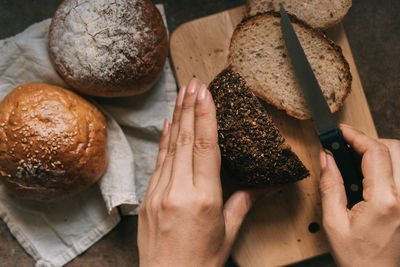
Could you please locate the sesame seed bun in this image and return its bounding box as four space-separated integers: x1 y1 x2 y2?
0 83 108 202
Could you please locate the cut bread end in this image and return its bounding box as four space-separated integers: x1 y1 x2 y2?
209 68 309 186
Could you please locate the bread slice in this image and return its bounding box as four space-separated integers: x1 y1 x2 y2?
209 68 309 186
228 12 352 120
246 0 352 29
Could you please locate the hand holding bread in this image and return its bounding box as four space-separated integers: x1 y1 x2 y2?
138 79 279 267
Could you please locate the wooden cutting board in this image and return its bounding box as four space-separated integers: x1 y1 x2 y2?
169 6 377 267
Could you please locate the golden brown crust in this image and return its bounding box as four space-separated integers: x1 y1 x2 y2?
229 12 352 120
0 83 108 201
48 0 168 98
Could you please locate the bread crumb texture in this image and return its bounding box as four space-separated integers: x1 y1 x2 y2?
0 83 108 201
209 69 309 185
246 0 352 29
229 13 351 119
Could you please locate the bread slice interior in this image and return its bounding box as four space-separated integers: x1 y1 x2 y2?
246 0 352 29
228 12 352 119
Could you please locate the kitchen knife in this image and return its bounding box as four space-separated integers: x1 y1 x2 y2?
279 4 363 208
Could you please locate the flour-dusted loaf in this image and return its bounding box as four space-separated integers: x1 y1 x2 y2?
48 0 168 97
246 0 352 29
209 68 309 185
228 12 352 120
0 83 108 202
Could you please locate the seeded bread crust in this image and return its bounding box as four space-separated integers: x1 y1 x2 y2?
209 68 309 185
0 83 108 201
245 0 352 29
229 12 352 120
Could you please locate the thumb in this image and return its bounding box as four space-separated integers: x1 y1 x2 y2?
223 188 279 248
319 149 349 229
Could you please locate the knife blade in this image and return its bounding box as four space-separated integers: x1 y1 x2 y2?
279 4 363 208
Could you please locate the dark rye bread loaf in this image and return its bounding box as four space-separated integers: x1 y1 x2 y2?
209 68 309 185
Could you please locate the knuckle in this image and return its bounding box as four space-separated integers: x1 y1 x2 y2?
378 194 400 215
362 144 389 162
373 143 390 156
166 144 176 157
161 195 182 212
319 176 339 197
172 106 182 121
147 196 160 214
195 106 211 118
159 141 168 153
194 138 217 153
182 100 195 110
387 139 400 152
138 204 146 217
177 128 194 147
193 192 219 212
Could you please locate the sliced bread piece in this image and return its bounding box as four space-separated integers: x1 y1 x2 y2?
228 12 352 120
209 68 309 186
246 0 352 29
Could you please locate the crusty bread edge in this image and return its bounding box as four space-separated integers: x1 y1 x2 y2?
229 12 352 120
208 67 310 185
244 0 352 29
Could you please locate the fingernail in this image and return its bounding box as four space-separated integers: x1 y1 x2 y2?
320 149 327 170
162 119 170 136
187 79 198 94
177 86 186 106
197 84 207 101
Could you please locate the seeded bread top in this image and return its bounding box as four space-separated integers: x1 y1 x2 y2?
209 68 309 185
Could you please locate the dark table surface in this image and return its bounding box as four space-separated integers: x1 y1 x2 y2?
0 0 399 266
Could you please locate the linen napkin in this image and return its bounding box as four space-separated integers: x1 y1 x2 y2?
0 4 176 266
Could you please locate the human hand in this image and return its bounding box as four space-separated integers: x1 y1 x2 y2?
320 124 400 267
138 79 278 267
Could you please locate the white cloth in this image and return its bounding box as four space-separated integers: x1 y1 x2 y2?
0 5 176 267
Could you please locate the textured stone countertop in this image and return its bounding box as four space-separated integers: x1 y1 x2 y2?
0 0 398 266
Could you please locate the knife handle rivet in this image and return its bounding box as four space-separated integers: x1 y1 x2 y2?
350 184 359 192
331 142 340 150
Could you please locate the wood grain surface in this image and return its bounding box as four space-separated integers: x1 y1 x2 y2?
170 6 377 267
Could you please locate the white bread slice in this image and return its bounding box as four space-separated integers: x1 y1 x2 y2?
246 0 352 29
228 12 352 120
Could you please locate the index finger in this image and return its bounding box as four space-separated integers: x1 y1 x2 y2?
193 85 221 192
340 124 395 204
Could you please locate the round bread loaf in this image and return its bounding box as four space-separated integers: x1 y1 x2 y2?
48 0 168 97
0 83 108 201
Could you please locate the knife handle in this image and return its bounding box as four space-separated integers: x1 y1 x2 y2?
319 128 363 208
